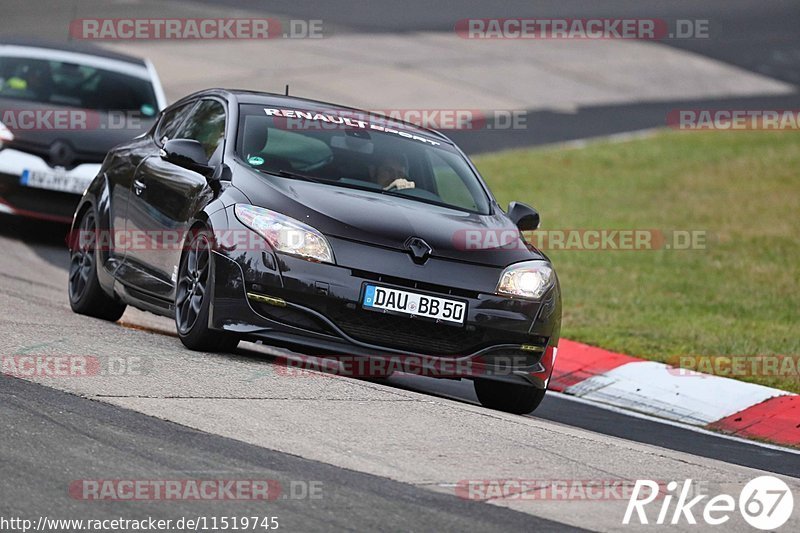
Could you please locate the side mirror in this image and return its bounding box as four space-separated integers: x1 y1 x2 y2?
507 201 540 231
162 139 211 174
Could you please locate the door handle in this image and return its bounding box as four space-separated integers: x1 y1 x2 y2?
133 179 147 195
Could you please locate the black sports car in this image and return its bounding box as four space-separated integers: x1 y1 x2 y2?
68 89 561 414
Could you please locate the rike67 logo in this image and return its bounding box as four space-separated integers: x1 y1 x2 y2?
624 476 794 529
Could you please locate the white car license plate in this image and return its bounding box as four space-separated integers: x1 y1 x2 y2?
362 285 466 325
20 168 88 194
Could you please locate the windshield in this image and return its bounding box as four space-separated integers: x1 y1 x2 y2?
0 56 158 116
236 104 491 214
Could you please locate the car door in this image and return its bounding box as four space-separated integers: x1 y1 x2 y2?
123 98 227 300
108 100 195 274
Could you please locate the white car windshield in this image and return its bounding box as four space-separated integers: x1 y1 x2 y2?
0 56 158 116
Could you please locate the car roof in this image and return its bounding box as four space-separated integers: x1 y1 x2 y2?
0 38 147 66
222 89 453 143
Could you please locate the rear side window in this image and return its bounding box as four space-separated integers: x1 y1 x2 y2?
173 99 227 158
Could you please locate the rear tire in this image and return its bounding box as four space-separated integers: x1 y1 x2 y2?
474 379 547 414
175 228 239 353
68 208 126 322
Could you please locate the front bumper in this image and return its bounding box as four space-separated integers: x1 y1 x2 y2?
0 148 99 223
208 209 561 388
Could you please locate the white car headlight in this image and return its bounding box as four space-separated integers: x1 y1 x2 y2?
496 260 554 299
234 204 334 264
0 120 14 147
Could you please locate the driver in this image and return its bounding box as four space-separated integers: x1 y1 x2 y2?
371 154 415 191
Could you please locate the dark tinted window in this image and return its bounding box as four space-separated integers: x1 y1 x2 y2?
174 99 226 158
156 101 194 144
235 104 491 214
0 56 158 115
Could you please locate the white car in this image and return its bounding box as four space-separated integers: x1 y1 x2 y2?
0 40 166 223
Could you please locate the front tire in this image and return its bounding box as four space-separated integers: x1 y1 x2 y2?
474 379 547 414
175 228 239 352
68 208 126 321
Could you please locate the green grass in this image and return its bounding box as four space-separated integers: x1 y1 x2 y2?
473 130 800 392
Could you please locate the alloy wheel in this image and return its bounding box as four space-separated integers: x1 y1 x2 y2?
68 212 96 302
176 233 211 334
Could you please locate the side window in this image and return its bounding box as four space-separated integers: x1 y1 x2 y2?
173 99 227 159
155 101 194 145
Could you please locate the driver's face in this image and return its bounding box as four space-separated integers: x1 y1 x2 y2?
376 160 406 186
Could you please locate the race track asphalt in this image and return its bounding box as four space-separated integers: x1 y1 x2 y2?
1 217 798 532
0 373 576 531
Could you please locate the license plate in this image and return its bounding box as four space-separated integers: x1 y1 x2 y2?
362 285 466 325
20 168 88 194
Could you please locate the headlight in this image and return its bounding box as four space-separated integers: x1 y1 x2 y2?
0 121 13 147
496 260 554 299
234 204 334 264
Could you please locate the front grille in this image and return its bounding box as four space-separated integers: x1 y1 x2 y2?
350 269 479 299
7 139 103 170
327 306 530 356
0 173 79 219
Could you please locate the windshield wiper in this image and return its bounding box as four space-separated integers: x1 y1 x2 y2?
274 170 381 194
381 188 475 213
276 169 327 183
270 169 462 210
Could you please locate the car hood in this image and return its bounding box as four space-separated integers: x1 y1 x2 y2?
0 97 154 167
233 167 545 268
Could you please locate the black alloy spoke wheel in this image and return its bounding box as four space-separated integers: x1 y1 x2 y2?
175 229 239 352
176 233 210 334
68 208 126 321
